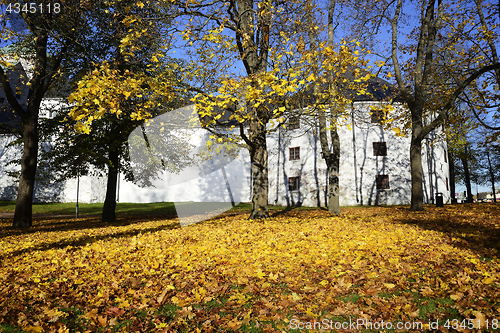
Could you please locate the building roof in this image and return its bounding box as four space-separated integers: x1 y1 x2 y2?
350 75 401 102
0 62 28 134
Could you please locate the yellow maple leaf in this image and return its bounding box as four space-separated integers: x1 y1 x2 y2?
255 269 266 279
481 276 495 284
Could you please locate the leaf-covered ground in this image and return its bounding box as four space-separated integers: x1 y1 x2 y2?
0 204 499 333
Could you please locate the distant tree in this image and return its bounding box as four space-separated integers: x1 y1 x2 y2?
475 135 500 202
50 0 183 222
0 0 99 228
448 117 481 203
345 0 500 211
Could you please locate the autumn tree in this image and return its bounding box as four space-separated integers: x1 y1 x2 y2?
346 0 500 210
64 0 181 222
0 0 100 228
171 0 368 218
302 0 372 214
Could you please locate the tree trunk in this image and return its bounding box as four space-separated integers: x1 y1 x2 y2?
13 115 39 228
448 150 457 203
9 34 48 228
326 126 341 214
486 148 496 203
102 149 119 222
410 136 424 211
249 124 269 219
307 0 341 215
233 0 271 219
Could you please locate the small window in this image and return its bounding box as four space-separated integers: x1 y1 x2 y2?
373 142 387 156
376 175 390 190
288 176 300 191
444 150 447 163
371 109 385 123
446 177 449 191
288 116 300 130
289 147 300 160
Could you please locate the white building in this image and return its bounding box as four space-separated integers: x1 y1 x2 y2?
0 49 107 204
266 102 450 207
0 52 450 207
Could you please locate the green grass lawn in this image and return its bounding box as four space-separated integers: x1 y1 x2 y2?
0 201 177 215
0 201 324 217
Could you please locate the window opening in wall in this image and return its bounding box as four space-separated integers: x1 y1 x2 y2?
288 116 300 130
373 142 387 156
371 109 385 123
376 175 390 189
289 147 300 160
288 176 300 191
446 177 449 191
444 150 447 163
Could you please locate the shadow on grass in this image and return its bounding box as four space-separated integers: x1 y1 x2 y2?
269 205 320 218
0 214 180 259
0 201 178 215
390 204 500 259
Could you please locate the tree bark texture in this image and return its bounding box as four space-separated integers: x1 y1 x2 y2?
410 137 424 211
13 114 39 228
1 32 51 228
248 99 269 219
249 139 269 219
102 149 119 222
234 0 271 219
307 0 341 215
326 127 341 215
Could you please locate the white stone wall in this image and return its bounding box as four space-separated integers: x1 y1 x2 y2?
0 100 451 207
0 135 20 200
59 175 106 203
267 102 451 207
0 136 106 203
118 127 252 204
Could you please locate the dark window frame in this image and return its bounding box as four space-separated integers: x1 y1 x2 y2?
288 116 300 130
373 142 387 156
376 175 390 190
288 176 300 191
289 146 300 160
371 109 385 123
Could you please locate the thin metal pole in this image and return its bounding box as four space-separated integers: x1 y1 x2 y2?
116 171 120 202
76 172 79 218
